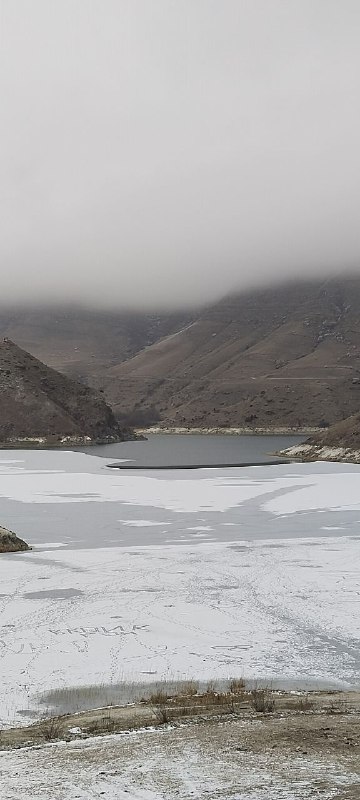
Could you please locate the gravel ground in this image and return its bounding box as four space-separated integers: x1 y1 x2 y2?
1 705 360 799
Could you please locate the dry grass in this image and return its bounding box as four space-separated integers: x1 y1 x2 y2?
148 689 170 705
40 716 65 741
229 678 246 695
38 678 246 719
292 695 314 712
250 688 276 713
181 680 199 696
153 706 171 725
149 679 248 723
205 680 217 695
325 700 347 715
0 687 357 752
84 714 118 735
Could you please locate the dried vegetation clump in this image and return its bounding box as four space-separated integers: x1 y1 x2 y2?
1 682 344 750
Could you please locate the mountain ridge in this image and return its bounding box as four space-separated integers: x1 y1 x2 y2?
0 308 192 382
1 275 360 431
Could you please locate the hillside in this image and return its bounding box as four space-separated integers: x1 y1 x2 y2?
308 413 360 451
279 412 360 463
96 277 360 429
0 308 191 383
0 339 132 446
1 277 360 431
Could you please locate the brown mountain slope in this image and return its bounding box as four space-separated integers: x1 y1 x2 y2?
98 277 360 429
0 339 132 446
0 308 191 382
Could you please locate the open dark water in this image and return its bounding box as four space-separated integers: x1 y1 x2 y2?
81 433 305 467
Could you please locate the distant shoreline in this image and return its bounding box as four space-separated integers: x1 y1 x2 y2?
135 426 317 436
0 434 136 449
276 442 360 464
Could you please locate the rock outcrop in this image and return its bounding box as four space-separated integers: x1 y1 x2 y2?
278 412 360 463
0 526 29 553
0 338 134 446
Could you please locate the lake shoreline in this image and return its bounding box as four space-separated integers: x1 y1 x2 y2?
107 458 291 470
135 426 317 436
276 442 360 464
0 432 139 449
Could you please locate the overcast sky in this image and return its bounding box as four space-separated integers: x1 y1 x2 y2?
1 1 360 309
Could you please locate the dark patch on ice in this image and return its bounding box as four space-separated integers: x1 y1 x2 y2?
23 588 83 600
261 543 286 549
229 545 249 551
17 709 39 718
118 587 159 593
48 493 101 499
203 584 239 591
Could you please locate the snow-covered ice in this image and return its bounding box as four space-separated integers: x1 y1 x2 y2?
0 450 360 727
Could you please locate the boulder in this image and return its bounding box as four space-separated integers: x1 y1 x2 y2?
0 526 30 553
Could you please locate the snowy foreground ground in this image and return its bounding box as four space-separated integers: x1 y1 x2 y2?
2 714 360 800
0 451 360 730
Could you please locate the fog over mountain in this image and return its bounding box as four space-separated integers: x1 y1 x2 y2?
1 1 360 309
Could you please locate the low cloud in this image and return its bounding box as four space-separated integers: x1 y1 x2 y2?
1 1 360 308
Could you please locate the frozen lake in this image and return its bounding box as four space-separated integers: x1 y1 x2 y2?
1 448 359 549
0 448 360 726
